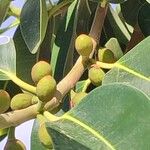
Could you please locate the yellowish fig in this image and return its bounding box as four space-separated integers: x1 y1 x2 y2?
88 66 105 86
36 75 56 102
38 123 53 149
31 61 52 84
75 34 93 56
10 93 33 110
0 90 10 114
98 48 115 63
71 92 87 106
4 139 26 150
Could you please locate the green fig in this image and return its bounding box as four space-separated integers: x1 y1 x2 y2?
31 61 52 84
88 66 105 86
98 48 115 63
4 139 26 150
75 34 93 56
10 93 33 110
0 90 10 114
71 92 87 106
38 123 53 149
36 75 56 102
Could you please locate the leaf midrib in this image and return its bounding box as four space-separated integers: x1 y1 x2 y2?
62 114 116 150
115 63 150 81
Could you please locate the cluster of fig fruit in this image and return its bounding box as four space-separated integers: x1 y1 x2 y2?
0 61 57 149
0 61 57 114
70 34 117 107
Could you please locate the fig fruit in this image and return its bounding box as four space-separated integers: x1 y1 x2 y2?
31 61 52 84
38 123 53 149
0 90 10 113
88 66 105 86
98 48 115 63
36 75 56 102
75 34 93 56
4 139 26 150
72 92 87 106
10 93 33 110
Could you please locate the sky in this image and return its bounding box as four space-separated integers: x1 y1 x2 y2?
0 1 116 149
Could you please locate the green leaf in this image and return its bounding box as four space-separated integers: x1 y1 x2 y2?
138 2 150 36
46 83 150 149
121 0 145 26
0 36 16 80
75 80 87 92
105 38 123 60
107 6 131 44
31 119 46 150
13 27 36 84
0 0 11 26
0 128 8 142
20 0 48 54
51 0 78 82
103 36 150 97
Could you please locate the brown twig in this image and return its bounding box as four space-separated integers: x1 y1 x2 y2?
0 4 108 129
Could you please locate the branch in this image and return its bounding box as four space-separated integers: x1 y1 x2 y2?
0 4 108 129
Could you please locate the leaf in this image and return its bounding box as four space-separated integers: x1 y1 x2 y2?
107 6 131 44
20 0 48 54
105 38 123 60
0 36 16 80
138 2 150 36
51 0 78 82
46 83 150 149
0 0 11 26
120 0 145 26
75 80 87 92
103 36 150 97
31 119 46 150
0 128 8 142
13 27 36 84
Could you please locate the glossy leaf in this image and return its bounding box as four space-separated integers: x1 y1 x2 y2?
103 36 150 97
105 38 123 60
138 2 150 36
121 0 145 26
0 0 11 26
0 36 16 80
51 0 78 82
20 0 48 54
46 83 150 149
13 27 36 83
31 119 46 150
107 6 131 44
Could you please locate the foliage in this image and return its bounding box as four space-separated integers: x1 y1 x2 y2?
0 0 150 149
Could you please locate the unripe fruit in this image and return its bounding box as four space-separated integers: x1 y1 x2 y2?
4 139 26 150
0 90 10 113
98 48 115 63
75 34 93 56
10 93 33 110
88 66 105 86
38 123 53 149
36 75 56 102
71 92 87 106
31 61 52 84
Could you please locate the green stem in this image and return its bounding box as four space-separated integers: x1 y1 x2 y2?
0 69 36 94
0 19 20 34
82 79 91 92
9 4 21 18
96 61 115 69
43 111 59 122
36 114 47 125
8 127 15 140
